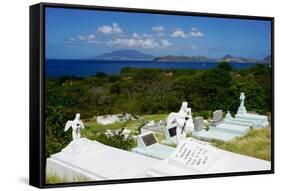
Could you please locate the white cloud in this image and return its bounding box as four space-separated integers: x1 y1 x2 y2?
112 23 123 33
189 27 204 37
171 29 188 38
86 34 96 40
97 25 113 34
97 23 123 35
190 31 204 37
107 36 158 49
152 26 165 32
132 32 141 39
77 34 96 41
152 26 165 37
161 39 172 48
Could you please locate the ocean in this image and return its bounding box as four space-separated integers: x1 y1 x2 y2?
45 59 259 77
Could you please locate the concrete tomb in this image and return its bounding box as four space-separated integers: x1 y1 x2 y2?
96 113 133 125
140 120 167 136
193 111 250 142
47 137 270 181
234 92 269 128
146 138 270 176
192 92 269 141
47 138 160 181
132 132 175 160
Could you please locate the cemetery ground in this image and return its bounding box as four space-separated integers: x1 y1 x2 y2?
46 112 271 184
81 113 271 161
45 64 272 184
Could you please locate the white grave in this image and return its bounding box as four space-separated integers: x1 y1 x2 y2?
47 138 270 181
140 120 165 135
193 92 269 142
193 110 250 141
132 132 175 160
96 115 120 125
46 138 160 181
145 138 270 176
96 113 133 125
235 93 269 128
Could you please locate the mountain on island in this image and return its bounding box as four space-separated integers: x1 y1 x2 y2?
154 54 268 64
260 55 271 64
153 55 216 62
219 55 259 63
95 49 154 60
94 50 271 64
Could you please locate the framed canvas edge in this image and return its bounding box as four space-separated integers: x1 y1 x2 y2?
29 2 275 189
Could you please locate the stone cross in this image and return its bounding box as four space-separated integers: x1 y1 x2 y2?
240 92 245 108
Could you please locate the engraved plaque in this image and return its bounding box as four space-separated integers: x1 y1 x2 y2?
168 126 177 137
142 133 157 146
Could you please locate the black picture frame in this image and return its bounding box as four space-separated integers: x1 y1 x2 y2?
30 2 275 189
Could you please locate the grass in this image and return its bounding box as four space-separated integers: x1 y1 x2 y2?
45 171 89 184
211 127 271 161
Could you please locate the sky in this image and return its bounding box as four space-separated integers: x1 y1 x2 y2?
45 7 271 59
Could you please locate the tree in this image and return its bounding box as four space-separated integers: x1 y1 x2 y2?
45 106 73 157
218 61 232 71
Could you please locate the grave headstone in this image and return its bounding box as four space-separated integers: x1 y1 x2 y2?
213 110 223 123
132 132 175 160
194 117 204 132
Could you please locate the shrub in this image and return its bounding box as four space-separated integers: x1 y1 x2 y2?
94 132 135 151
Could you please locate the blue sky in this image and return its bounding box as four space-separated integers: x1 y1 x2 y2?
45 7 271 59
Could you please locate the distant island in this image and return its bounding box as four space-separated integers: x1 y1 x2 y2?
153 55 216 62
154 54 271 64
94 49 154 60
94 49 271 64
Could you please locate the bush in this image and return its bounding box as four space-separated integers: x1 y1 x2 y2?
94 132 135 151
45 106 73 158
195 110 211 119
